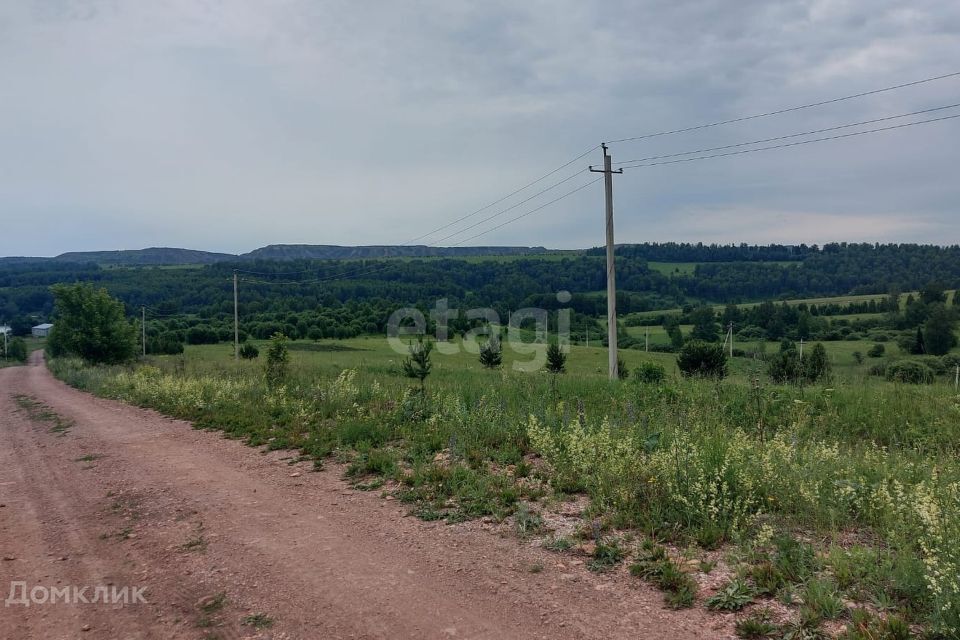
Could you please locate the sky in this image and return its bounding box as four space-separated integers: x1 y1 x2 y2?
1 0 959 256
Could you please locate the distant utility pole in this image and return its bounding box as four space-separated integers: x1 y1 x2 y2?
799 338 804 361
645 327 649 352
141 306 146 357
589 143 623 381
233 271 239 361
728 322 734 357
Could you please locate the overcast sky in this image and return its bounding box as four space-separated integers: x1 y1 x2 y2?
1 0 959 256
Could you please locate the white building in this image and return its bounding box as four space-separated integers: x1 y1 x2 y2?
31 323 53 338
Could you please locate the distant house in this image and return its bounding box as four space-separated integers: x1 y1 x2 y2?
31 323 53 338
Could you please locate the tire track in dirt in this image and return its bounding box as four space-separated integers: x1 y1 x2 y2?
0 353 725 639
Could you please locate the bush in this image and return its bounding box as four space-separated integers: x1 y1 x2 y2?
148 331 184 355
186 325 220 345
634 361 666 384
736 326 765 340
47 283 137 364
239 343 260 360
867 343 885 358
768 343 830 383
264 333 289 388
4 337 28 362
886 360 935 384
676 340 727 379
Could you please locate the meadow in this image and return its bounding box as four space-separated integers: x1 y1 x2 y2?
47 333 960 638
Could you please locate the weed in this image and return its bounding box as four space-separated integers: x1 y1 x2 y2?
528 562 544 574
241 613 273 629
513 504 544 539
801 578 845 620
630 543 697 608
543 537 573 552
181 534 208 552
74 454 102 463
588 539 624 572
706 579 755 611
198 592 227 613
735 609 779 639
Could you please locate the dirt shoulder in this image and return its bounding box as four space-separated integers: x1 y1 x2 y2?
0 353 724 639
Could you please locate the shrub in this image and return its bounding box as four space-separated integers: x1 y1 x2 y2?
47 283 137 364
634 361 666 384
867 343 885 358
4 337 28 362
264 333 289 388
148 331 184 355
616 356 630 380
886 360 935 384
677 340 727 379
239 343 260 359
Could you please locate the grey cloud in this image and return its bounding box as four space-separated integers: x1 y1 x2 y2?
0 0 958 256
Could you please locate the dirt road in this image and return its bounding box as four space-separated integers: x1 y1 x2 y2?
0 353 723 639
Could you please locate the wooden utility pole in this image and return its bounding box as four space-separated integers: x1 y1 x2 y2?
233 271 239 361
645 327 649 352
590 144 623 381
141 306 146 357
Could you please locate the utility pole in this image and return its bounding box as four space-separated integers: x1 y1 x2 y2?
141 306 146 357
728 322 734 358
590 143 623 381
233 271 240 361
799 338 804 361
645 327 649 352
955 364 958 392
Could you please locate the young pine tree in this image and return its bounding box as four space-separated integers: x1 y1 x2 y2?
402 337 433 391
479 337 502 369
545 342 567 374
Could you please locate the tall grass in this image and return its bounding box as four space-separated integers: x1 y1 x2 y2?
49 355 960 635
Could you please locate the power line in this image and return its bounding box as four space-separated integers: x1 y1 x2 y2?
430 170 588 245
451 178 602 247
619 112 960 170
233 177 603 285
605 70 960 144
613 102 960 165
229 145 600 279
403 145 600 245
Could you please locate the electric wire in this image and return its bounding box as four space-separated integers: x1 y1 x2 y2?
605 70 960 144
613 102 960 165
619 112 960 170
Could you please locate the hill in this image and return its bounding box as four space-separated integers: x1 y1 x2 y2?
53 247 235 265
1 245 551 266
240 245 548 261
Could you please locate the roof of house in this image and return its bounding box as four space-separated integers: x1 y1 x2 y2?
33 323 53 329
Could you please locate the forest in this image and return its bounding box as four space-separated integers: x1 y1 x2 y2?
2 243 959 351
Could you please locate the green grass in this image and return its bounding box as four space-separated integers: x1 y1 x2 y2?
46 334 960 636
